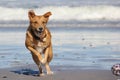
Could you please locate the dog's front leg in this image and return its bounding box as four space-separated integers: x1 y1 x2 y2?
27 47 46 76
27 46 43 62
45 62 53 75
41 47 49 64
43 46 53 75
41 36 51 64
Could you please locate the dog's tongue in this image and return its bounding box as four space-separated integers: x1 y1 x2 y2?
39 33 44 39
39 33 46 40
39 30 43 33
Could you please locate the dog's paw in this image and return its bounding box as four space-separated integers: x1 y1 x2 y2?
47 71 54 75
41 58 46 64
33 73 45 77
39 73 45 77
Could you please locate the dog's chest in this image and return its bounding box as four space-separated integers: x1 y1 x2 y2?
33 38 46 53
35 42 44 53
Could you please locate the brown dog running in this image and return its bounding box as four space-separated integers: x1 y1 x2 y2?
25 10 53 76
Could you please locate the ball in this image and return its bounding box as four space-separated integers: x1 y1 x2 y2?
111 64 120 76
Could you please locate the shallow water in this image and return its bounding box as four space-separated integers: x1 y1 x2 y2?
0 27 120 70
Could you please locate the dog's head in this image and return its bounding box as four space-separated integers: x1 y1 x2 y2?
28 10 52 37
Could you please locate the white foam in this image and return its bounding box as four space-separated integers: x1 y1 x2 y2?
0 6 120 21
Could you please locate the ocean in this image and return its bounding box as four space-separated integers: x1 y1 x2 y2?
0 0 120 70
0 0 120 21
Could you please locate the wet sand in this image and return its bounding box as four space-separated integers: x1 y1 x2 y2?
0 69 118 80
0 65 119 80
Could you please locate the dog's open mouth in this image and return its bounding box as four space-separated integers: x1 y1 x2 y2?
38 30 42 34
36 27 44 34
38 27 44 33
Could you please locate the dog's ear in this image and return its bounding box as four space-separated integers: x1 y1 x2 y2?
28 10 36 20
43 12 52 18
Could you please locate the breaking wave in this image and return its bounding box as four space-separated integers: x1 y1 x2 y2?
0 6 120 21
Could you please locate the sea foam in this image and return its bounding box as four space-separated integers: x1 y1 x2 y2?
0 6 120 21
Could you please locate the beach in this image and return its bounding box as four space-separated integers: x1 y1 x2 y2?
0 0 120 80
0 70 118 80
0 65 119 80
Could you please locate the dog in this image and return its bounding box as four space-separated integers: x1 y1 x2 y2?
25 10 53 76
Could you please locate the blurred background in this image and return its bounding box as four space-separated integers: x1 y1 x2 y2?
0 0 120 27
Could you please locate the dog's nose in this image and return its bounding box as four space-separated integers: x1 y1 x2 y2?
39 27 43 31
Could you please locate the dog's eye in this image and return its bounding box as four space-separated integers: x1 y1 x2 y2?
34 21 38 24
42 21 46 24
